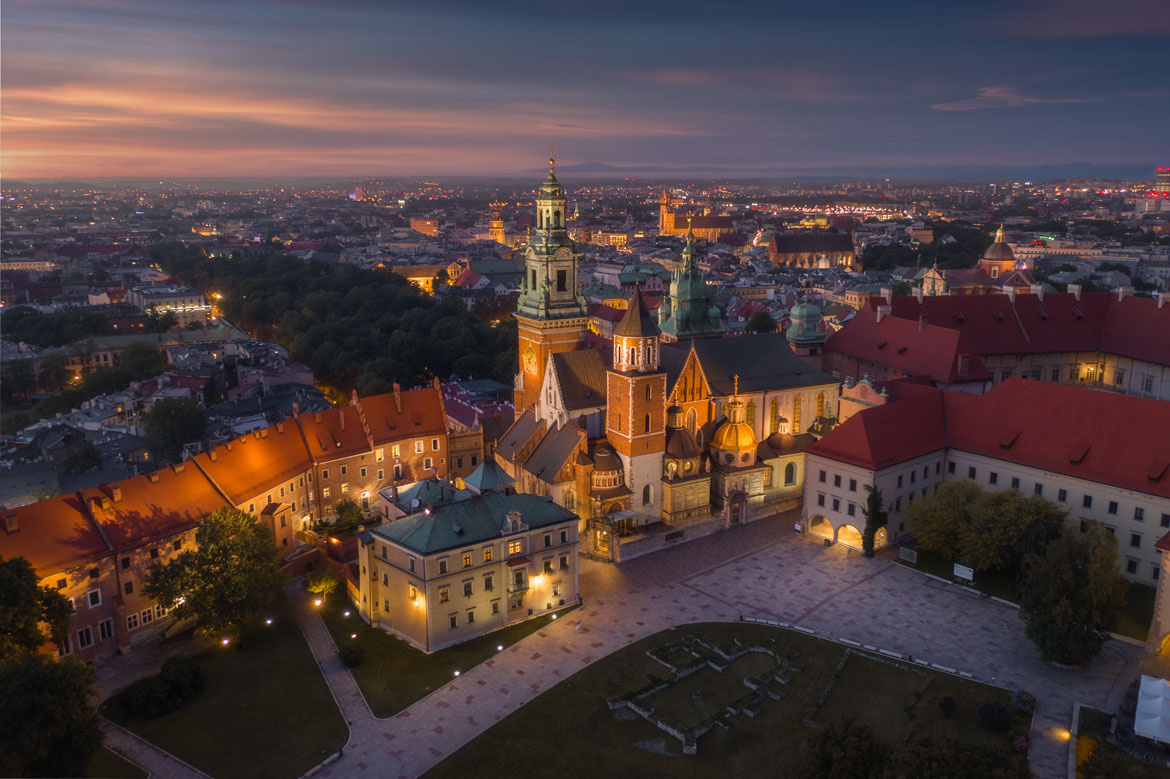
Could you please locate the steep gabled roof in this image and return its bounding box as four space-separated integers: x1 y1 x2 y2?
297 406 370 462
357 387 447 445
663 333 835 396
191 422 313 504
523 423 581 484
613 286 660 338
494 409 544 463
805 387 948 470
551 349 609 411
2 494 108 577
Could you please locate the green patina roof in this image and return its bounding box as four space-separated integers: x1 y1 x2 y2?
462 459 514 493
371 491 576 556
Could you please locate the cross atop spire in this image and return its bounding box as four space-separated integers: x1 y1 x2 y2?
733 373 739 396
549 145 555 174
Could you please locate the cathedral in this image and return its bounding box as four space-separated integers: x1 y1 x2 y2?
658 188 735 243
497 157 839 560
921 226 1036 296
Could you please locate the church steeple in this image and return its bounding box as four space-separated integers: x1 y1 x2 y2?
516 149 586 321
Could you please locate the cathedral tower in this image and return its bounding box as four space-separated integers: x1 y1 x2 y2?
658 223 724 342
513 151 589 413
606 287 666 520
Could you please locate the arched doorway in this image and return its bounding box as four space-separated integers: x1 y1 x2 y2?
835 524 863 549
808 515 834 542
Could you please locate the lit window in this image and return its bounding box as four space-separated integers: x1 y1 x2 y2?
483 548 492 562
439 586 449 603
508 540 522 555
463 553 472 568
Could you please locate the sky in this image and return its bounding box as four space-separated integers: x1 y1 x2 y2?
2 0 1168 179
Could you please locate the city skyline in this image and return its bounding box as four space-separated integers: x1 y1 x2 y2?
2 0 1168 179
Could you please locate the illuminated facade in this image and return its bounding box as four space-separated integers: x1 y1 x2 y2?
658 188 735 242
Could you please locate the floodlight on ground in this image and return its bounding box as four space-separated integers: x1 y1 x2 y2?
454 670 460 677
221 638 230 646
314 599 322 607
344 611 350 617
350 633 357 639
497 645 503 651
551 614 557 619
265 618 272 625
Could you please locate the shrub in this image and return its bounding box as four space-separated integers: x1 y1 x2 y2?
339 644 364 668
977 700 1012 732
160 657 203 701
939 696 956 718
1012 690 1036 714
118 658 203 719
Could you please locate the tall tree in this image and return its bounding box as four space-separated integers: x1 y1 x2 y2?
0 653 102 777
0 555 72 659
144 397 206 464
861 485 888 557
907 480 982 563
1019 521 1128 665
37 352 72 393
746 311 777 333
144 508 285 639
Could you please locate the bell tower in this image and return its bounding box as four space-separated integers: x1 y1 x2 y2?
513 149 588 414
606 287 666 521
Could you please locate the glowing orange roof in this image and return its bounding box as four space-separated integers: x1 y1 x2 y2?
191 423 313 504
296 405 371 462
356 387 446 445
2 495 108 576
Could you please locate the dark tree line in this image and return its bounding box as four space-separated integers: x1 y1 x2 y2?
153 245 518 394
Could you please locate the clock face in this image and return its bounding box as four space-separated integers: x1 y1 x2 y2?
523 347 537 374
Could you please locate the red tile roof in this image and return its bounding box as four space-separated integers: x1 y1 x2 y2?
809 378 1170 499
355 387 447 445
826 309 990 384
81 464 229 552
297 405 370 462
191 423 313 504
2 495 107 577
870 292 1170 365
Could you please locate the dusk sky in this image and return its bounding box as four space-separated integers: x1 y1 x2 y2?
2 0 1168 179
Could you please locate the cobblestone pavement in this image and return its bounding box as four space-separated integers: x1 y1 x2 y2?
100 718 210 779
293 518 1141 779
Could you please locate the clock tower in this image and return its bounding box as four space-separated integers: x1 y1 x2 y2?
513 150 588 413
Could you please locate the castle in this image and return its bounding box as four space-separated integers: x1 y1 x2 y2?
499 158 839 560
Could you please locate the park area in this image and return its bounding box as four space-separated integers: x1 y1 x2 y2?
318 590 579 717
100 619 347 779
425 622 1031 778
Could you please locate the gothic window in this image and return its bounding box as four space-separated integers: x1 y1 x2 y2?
644 413 651 433
816 392 825 418
553 210 560 227
746 400 756 428
531 269 537 289
785 462 797 486
642 485 651 505
678 376 688 401
793 396 802 434
645 384 651 401
686 408 697 435
770 398 780 435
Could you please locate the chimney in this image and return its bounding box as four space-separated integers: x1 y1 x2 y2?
4 514 17 534
880 287 892 304
1117 286 1134 302
918 315 928 332
351 389 360 407
1159 292 1170 310
912 287 924 304
209 449 218 462
1067 283 1082 301
1029 284 1044 301
112 486 122 502
339 410 346 431
292 402 300 417
276 421 284 434
314 411 322 424
393 382 403 413
390 483 399 501
876 304 891 323
1005 286 1017 302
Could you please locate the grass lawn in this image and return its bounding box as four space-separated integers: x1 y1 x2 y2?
320 591 579 717
897 550 1156 641
101 619 347 779
1077 707 1170 778
424 622 1026 778
87 747 148 778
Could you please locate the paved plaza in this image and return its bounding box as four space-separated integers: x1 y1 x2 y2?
300 516 1141 779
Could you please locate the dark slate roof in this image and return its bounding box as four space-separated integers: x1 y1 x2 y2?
613 287 660 338
769 233 855 254
494 409 543 462
462 459 513 493
523 423 580 483
372 492 576 555
551 349 609 411
662 334 836 397
395 478 459 512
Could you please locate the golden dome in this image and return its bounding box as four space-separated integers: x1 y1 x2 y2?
711 416 758 452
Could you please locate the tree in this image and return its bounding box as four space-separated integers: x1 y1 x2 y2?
144 508 285 639
800 717 886 779
0 653 102 777
746 311 777 333
0 360 36 403
334 498 363 528
882 739 1027 779
1019 521 1128 665
305 568 340 600
37 352 71 393
907 480 982 563
144 397 206 464
0 556 72 659
861 485 888 557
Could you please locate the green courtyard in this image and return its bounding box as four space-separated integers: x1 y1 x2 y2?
425 622 1030 778
101 619 347 779
319 591 579 717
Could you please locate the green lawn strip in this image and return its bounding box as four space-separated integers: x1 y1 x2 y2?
319 591 579 717
101 619 347 779
896 549 1154 641
423 622 1023 778
87 746 148 779
1077 706 1170 778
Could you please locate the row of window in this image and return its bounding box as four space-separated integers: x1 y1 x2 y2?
435 531 570 574
951 462 1167 526
61 604 172 655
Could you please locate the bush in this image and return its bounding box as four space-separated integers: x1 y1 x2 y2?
977 700 1012 732
1011 690 1035 714
939 696 956 718
339 644 364 668
118 658 203 719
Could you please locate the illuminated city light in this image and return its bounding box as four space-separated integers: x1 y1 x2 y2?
314 599 322 607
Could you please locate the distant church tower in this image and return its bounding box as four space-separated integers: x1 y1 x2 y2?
513 150 588 414
606 287 666 521
658 187 675 234
488 202 506 245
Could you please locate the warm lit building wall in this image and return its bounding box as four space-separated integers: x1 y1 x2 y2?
978 351 1170 401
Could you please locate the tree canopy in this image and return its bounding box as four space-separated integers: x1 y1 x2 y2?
144 396 206 464
0 555 72 660
746 311 777 333
144 508 285 639
1019 521 1128 665
861 485 888 557
152 245 518 393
